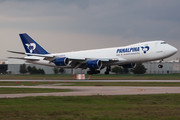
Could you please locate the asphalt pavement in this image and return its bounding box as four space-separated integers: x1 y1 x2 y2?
0 86 179 98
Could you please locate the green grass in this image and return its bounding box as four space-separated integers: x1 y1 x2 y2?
0 73 180 80
0 94 180 120
0 88 72 94
0 81 60 86
0 74 73 80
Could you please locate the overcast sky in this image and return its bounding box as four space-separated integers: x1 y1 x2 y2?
0 0 180 61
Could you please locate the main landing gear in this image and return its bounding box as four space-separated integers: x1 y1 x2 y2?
87 66 111 75
104 66 111 75
158 59 163 68
87 68 100 75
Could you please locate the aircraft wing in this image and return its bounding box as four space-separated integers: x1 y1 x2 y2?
25 53 126 62
9 51 125 62
8 51 127 69
9 51 126 62
25 53 86 62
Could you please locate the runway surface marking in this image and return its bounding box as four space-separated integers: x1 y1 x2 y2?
0 86 179 98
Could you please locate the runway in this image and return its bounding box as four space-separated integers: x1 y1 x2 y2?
1 80 180 82
0 86 180 98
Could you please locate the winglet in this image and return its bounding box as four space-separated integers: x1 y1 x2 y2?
19 33 49 54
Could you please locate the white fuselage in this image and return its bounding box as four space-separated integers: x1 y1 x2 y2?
26 40 177 68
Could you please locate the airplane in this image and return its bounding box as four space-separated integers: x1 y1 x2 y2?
8 33 178 75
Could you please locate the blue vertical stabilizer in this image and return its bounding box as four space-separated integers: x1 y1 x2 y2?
19 33 49 54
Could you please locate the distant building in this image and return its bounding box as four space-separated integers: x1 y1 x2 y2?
143 61 180 74
0 59 8 64
0 59 8 74
168 60 179 63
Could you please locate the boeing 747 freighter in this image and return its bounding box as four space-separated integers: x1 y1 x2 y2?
8 33 178 74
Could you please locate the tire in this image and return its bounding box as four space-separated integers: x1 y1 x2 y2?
104 71 109 75
158 65 163 68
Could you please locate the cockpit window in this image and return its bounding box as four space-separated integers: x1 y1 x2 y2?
161 42 166 44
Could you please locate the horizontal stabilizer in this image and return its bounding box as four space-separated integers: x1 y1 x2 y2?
7 50 25 55
26 53 54 57
8 57 40 61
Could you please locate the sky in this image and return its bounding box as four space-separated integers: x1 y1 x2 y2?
0 0 180 61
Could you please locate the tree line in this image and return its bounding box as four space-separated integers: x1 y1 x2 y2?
19 64 65 75
19 63 146 75
19 64 45 75
111 63 147 74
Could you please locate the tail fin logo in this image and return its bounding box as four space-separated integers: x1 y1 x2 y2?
25 43 36 53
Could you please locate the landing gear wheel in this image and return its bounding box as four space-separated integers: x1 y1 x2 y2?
158 65 163 68
107 66 111 71
87 69 100 75
104 71 109 75
158 59 163 68
104 66 111 75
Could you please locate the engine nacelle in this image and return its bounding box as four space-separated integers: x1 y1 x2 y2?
87 59 102 69
54 57 69 66
121 63 136 68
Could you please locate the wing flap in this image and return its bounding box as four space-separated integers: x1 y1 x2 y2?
25 53 54 57
96 57 126 62
26 53 86 61
68 57 86 61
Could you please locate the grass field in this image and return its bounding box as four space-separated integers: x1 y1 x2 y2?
0 81 59 86
0 73 180 80
0 94 180 120
0 88 72 94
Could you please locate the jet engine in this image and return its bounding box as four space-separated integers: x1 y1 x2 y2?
87 59 102 69
121 63 136 68
54 57 69 66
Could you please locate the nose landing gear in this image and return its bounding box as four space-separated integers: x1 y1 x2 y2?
158 64 163 68
158 59 163 68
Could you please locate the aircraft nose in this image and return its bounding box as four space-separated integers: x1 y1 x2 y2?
172 46 178 54
164 45 178 57
168 46 178 55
